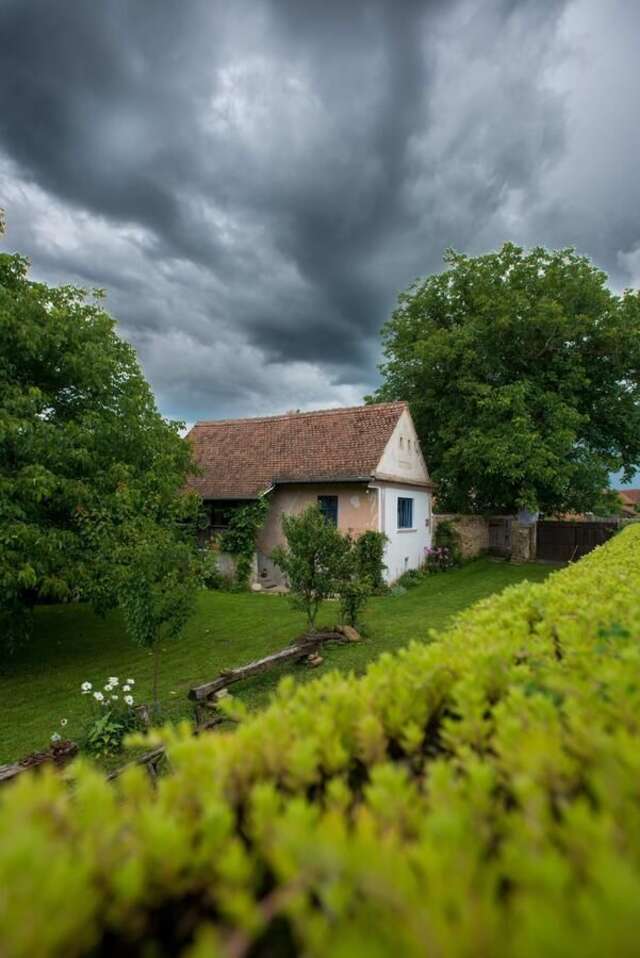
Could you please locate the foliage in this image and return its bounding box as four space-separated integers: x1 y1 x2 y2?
271 504 351 627
336 560 372 628
0 249 198 650
396 567 425 588
370 243 640 514
220 499 270 589
354 530 388 591
0 560 555 765
0 527 638 956
84 709 137 758
433 519 463 565
199 546 225 590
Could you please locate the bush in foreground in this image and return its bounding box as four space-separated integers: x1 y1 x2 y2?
1 526 639 957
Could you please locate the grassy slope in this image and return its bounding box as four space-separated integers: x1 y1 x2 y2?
0 558 557 764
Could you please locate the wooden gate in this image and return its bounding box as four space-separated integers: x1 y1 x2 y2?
488 517 512 556
536 520 619 562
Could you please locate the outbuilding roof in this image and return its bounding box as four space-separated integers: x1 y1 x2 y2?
186 401 407 500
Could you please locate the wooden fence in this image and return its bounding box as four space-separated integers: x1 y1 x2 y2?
536 520 619 562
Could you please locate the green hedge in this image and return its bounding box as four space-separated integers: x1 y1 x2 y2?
1 526 640 957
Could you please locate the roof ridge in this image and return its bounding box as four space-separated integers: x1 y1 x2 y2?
194 400 407 428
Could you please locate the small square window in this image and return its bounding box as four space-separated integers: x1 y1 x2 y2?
318 495 338 525
397 497 413 529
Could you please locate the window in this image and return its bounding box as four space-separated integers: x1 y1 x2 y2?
210 505 230 529
399 436 404 449
318 495 338 525
397 497 414 529
407 439 412 452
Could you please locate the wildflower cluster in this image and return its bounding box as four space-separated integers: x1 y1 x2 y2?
80 676 136 708
79 676 138 757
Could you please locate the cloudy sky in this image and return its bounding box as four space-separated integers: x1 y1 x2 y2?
1 0 639 429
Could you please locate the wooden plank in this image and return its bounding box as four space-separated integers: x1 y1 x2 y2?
106 745 166 781
188 631 347 701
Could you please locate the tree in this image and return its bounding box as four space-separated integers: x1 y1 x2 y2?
271 505 351 629
370 244 640 514
0 244 200 649
81 507 201 715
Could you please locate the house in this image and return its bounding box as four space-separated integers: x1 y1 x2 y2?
186 401 433 584
618 489 640 517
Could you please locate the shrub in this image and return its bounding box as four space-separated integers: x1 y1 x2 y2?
271 505 351 628
397 567 424 588
1 526 640 957
334 536 376 628
199 546 225 590
433 518 463 565
424 544 455 572
354 530 388 591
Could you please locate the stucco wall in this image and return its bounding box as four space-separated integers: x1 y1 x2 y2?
375 482 432 583
256 480 433 585
256 482 378 581
375 408 430 485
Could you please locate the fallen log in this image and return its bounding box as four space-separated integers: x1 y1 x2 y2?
0 740 79 786
188 631 347 701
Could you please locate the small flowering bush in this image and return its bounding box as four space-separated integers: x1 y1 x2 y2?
425 545 455 573
80 675 139 757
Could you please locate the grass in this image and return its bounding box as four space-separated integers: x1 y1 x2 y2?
0 558 559 765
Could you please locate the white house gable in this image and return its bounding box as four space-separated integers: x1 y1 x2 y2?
373 408 429 485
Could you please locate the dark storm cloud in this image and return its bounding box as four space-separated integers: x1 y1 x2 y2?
2 0 638 422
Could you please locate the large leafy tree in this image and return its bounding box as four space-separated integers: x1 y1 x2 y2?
0 241 200 648
371 244 640 514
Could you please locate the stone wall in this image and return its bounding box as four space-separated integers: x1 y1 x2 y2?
433 514 491 559
510 521 536 562
433 514 538 561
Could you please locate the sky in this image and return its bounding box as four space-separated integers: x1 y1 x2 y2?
1 0 640 464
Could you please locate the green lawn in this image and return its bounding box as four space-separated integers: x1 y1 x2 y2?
0 558 559 764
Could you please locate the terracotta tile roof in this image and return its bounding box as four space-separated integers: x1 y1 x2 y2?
186 402 407 500
619 489 640 505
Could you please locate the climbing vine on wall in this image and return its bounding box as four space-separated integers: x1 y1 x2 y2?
220 498 270 588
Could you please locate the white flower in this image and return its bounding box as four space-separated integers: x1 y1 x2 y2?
124 695 134 706
93 691 104 702
126 678 135 685
50 732 61 743
60 718 68 727
81 681 92 692
108 677 119 686
111 694 119 701
122 684 131 692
